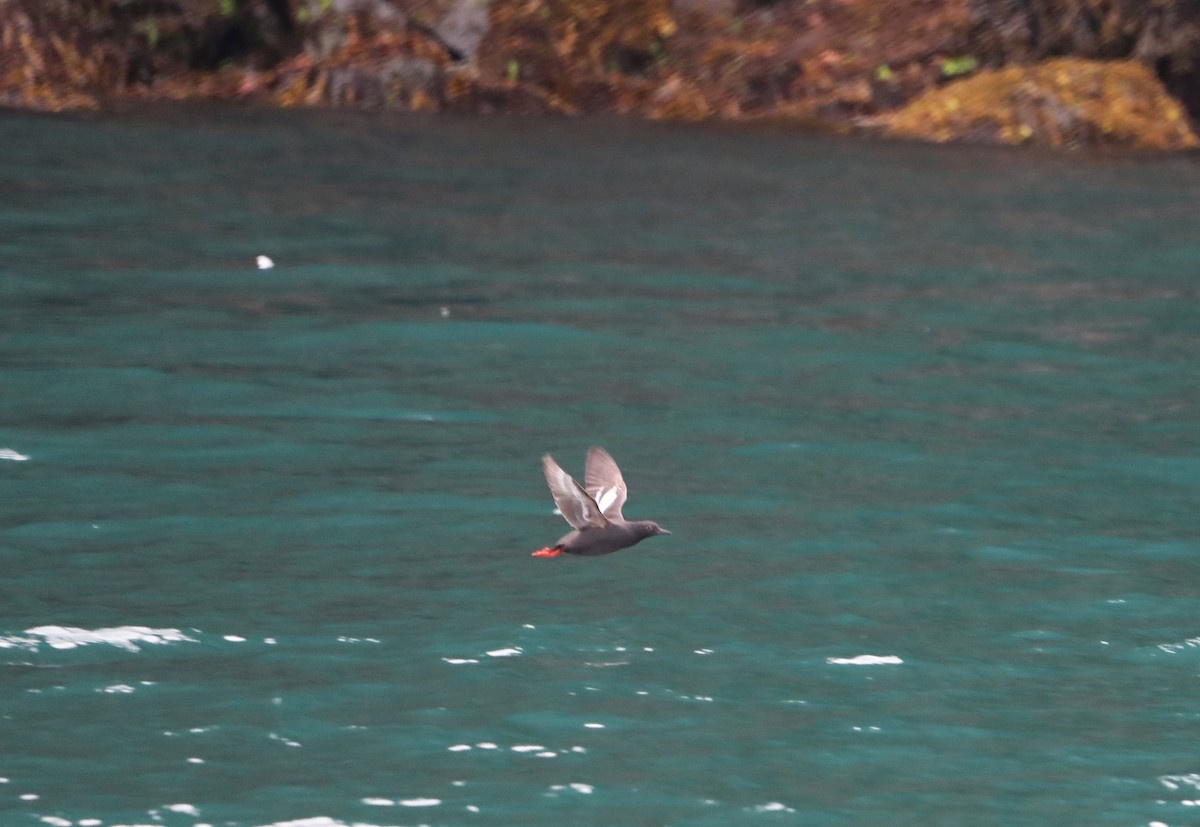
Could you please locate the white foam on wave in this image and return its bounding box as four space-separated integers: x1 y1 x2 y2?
0 448 29 461
163 803 200 816
1157 636 1200 654
826 654 903 666
1 626 197 653
486 647 522 658
258 818 401 827
1160 773 1200 791
269 732 302 748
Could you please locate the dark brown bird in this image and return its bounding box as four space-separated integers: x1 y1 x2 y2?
532 447 671 558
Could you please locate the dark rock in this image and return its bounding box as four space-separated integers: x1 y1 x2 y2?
869 78 908 110
969 0 1200 122
444 79 559 114
670 0 736 27
188 0 296 70
738 55 802 111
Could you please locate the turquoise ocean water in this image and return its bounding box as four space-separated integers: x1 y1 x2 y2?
3 107 1200 826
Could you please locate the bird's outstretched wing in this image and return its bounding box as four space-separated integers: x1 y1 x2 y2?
584 446 627 520
543 454 607 530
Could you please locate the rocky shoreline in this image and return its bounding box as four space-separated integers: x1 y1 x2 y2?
2 0 1198 149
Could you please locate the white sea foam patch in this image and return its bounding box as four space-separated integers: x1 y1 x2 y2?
0 626 197 653
163 803 200 816
826 654 903 666
257 819 404 827
1157 636 1200 655
1160 773 1200 791
0 448 30 461
442 645 522 663
258 818 408 827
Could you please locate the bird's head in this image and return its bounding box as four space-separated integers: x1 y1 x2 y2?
635 521 671 539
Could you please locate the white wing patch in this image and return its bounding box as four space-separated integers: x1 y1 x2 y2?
595 487 620 515
584 447 628 520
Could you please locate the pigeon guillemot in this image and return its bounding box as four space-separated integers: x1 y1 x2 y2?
532 447 671 558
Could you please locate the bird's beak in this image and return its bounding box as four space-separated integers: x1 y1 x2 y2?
659 528 672 535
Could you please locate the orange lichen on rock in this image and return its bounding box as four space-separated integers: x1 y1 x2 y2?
881 57 1199 149
660 0 970 122
0 10 120 111
474 0 677 113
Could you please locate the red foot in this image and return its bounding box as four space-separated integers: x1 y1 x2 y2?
532 547 562 558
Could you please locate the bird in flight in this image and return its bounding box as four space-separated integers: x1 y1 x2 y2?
533 447 671 558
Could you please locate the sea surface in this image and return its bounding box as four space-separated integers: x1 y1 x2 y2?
2 106 1200 827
